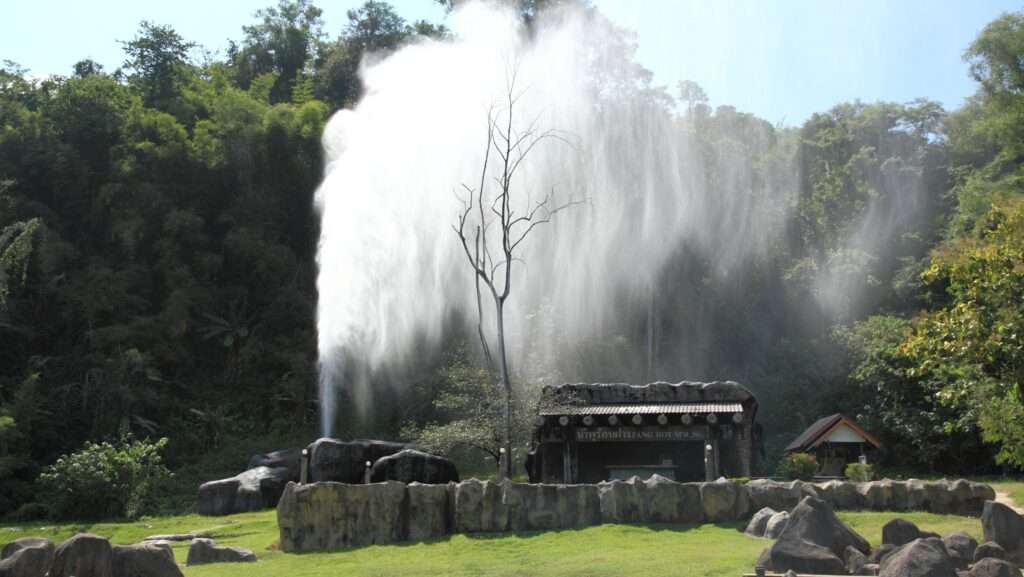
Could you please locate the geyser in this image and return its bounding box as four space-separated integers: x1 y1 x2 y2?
314 2 788 436
314 2 925 437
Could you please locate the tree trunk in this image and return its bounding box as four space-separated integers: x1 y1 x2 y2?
495 299 512 479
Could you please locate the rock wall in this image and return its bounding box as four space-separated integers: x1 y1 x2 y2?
276 476 995 553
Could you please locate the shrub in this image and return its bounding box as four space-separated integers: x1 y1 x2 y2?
38 436 171 520
776 452 819 480
844 462 876 482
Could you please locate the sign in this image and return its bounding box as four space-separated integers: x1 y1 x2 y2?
576 428 704 442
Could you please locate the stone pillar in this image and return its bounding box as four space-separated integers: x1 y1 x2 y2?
737 424 752 477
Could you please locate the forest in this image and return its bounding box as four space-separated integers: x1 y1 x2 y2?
1 0 1023 519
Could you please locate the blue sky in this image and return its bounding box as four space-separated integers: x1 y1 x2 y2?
3 0 1019 124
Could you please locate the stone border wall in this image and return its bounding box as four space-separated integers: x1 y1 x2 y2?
276 477 995 553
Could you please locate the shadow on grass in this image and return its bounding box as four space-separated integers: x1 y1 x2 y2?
283 520 749 555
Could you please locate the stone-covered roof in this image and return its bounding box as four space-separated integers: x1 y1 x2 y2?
540 380 756 409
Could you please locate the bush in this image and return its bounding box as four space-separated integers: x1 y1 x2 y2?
5 502 50 522
844 462 875 482
38 436 171 520
777 452 819 480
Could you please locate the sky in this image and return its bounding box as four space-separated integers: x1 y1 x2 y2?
2 0 1019 124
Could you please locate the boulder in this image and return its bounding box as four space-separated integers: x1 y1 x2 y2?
643 475 701 525
277 480 409 551
247 448 302 481
111 543 183 577
196 477 239 516
765 511 790 539
0 538 53 562
49 533 113 577
815 480 863 510
944 532 978 570
369 449 459 485
197 465 292 516
185 539 256 566
861 480 897 511
699 478 749 523
554 484 603 528
983 501 1024 563
884 518 935 547
879 537 958 577
745 507 778 538
747 479 818 512
307 438 405 484
969 558 1021 577
504 483 562 531
452 479 507 533
406 482 450 541
870 544 898 564
598 478 647 524
976 542 1009 563
846 544 869 575
0 544 53 577
766 496 871 575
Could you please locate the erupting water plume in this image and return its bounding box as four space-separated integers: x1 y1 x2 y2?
314 2 929 437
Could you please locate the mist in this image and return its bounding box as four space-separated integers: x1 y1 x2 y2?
314 1 932 437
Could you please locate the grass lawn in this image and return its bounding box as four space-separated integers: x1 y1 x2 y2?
0 509 983 577
989 480 1024 507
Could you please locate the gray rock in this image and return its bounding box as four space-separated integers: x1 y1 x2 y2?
453 479 507 533
197 465 292 516
248 448 302 481
976 542 1009 563
879 537 957 577
0 538 53 561
554 483 602 528
406 482 450 541
0 543 53 577
49 533 113 577
598 478 647 524
815 480 863 510
307 438 405 484
370 449 459 485
142 534 195 543
884 518 930 547
643 475 701 524
968 558 1021 577
745 507 778 538
196 477 240 516
864 563 880 575
111 543 183 577
846 544 869 575
748 479 817 512
983 501 1024 564
280 480 409 551
699 478 749 523
765 511 790 539
861 480 897 511
185 539 255 566
767 496 871 575
870 543 898 563
504 482 563 531
944 532 978 570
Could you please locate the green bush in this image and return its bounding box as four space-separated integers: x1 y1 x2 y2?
38 436 171 520
844 462 876 482
776 452 819 480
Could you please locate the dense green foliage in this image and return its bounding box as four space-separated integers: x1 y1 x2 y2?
2 0 1024 519
844 462 875 482
777 452 819 481
38 436 170 520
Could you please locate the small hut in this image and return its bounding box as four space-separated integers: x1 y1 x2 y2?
784 413 882 477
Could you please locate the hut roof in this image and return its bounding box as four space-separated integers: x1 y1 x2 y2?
540 381 756 411
784 413 882 453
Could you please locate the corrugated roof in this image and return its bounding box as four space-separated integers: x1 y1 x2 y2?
784 413 882 453
539 403 743 416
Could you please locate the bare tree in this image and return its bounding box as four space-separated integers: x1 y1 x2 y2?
453 72 580 479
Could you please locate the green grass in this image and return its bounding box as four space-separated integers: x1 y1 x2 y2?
988 480 1024 507
1 509 984 577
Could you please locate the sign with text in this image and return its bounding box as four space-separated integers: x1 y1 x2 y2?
576 428 704 442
